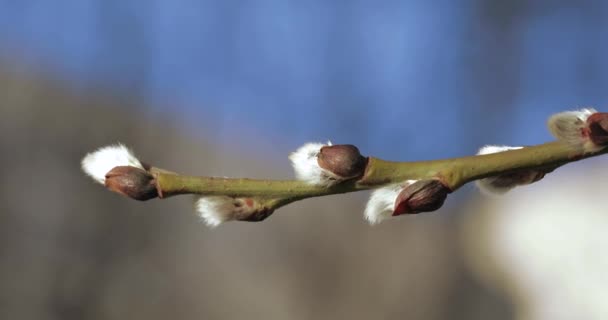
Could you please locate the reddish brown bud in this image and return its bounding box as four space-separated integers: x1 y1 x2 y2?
317 144 367 180
238 208 275 222
393 180 450 215
492 170 546 188
232 198 275 222
586 112 608 146
105 166 158 201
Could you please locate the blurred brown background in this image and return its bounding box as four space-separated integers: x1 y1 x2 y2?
3 1 608 318
0 64 512 319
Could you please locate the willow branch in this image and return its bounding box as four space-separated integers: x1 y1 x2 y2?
151 141 606 210
82 109 608 225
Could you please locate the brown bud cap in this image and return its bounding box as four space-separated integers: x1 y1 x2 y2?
238 208 275 222
491 170 545 189
393 180 450 216
233 198 275 222
105 166 158 201
317 144 367 180
586 112 608 146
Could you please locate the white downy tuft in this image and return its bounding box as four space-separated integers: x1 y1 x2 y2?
195 196 261 227
195 196 239 227
547 108 596 147
81 143 143 184
477 145 523 156
364 180 417 225
289 141 341 187
476 145 532 195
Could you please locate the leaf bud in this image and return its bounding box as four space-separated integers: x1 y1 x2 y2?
105 166 158 201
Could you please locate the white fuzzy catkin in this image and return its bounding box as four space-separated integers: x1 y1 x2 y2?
81 144 143 184
475 145 526 195
289 141 341 187
547 108 596 148
195 196 259 227
195 196 239 227
364 181 417 225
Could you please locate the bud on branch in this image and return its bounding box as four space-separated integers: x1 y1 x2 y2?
195 196 275 227
105 166 158 201
394 180 450 215
475 145 547 195
317 144 367 180
548 108 608 151
289 142 367 187
586 112 608 146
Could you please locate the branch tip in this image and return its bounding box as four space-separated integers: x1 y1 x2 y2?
586 112 608 147
547 108 599 150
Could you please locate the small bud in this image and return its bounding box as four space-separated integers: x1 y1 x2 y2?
317 144 367 179
290 141 367 187
195 196 274 227
547 108 597 148
586 112 608 147
105 166 158 200
238 207 274 222
476 145 546 195
393 180 450 215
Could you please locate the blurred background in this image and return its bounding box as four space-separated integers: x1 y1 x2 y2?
1 1 608 319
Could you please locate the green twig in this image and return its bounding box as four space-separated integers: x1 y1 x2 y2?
152 141 607 211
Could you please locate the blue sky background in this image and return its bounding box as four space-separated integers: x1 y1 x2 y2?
2 0 608 161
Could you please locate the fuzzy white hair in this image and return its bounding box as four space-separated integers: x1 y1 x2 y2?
547 108 597 148
195 196 238 227
195 196 260 227
364 181 417 225
477 145 523 156
289 141 342 187
81 143 143 184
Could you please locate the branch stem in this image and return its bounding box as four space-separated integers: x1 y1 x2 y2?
153 141 607 209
